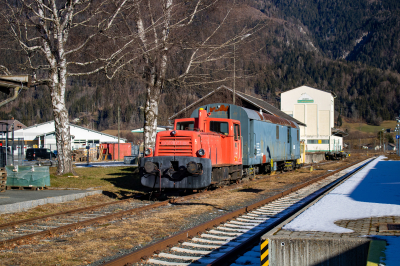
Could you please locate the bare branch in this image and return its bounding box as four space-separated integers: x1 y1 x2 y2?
0 65 11 75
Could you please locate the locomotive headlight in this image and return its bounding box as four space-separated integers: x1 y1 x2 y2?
144 148 152 156
171 130 176 135
197 148 205 156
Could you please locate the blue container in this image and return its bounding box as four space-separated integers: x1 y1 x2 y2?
124 156 137 164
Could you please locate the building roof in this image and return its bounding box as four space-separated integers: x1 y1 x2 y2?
17 120 127 142
169 85 306 126
281 85 337 98
0 120 26 132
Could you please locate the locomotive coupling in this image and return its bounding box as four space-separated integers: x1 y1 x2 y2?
186 161 202 174
144 161 158 173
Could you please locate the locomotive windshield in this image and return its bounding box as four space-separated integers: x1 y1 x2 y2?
176 121 195 130
210 121 229 135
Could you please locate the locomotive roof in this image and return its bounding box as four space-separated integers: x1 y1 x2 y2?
169 85 306 127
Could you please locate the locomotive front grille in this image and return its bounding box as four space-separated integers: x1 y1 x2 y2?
158 136 193 156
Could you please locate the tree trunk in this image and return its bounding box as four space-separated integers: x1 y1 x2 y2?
144 84 161 149
50 68 73 175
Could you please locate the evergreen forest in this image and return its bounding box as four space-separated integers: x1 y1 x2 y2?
1 0 400 135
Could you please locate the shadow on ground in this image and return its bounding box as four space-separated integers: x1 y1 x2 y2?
349 160 400 205
103 167 152 199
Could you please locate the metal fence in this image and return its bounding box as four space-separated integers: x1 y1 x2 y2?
41 144 58 151
0 138 25 167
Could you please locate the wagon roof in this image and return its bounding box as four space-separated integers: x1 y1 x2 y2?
169 85 306 127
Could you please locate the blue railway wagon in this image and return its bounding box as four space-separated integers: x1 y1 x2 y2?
190 103 300 172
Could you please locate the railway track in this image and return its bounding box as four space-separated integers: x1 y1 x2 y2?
0 158 362 253
102 158 373 266
0 198 154 247
0 175 273 248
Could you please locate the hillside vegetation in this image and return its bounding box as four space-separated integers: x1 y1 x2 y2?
1 0 400 139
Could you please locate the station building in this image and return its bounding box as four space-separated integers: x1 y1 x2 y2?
280 85 345 153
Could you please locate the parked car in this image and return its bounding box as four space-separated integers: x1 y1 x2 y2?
26 148 57 161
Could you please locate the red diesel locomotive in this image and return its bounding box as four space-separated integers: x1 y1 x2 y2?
140 103 301 190
141 108 242 189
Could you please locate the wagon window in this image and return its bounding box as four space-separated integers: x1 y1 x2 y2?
176 121 194 130
210 121 229 135
276 126 279 139
234 124 240 140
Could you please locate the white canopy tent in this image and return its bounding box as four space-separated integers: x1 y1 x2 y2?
131 127 168 133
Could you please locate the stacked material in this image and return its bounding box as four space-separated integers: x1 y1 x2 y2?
0 168 6 192
72 148 97 162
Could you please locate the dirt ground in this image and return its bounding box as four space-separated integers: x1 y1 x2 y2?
0 155 368 265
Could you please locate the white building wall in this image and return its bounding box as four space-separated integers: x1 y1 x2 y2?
281 85 341 153
13 121 125 150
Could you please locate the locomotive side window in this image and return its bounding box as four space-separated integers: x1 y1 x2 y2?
276 125 279 139
234 124 240 140
210 121 229 135
177 121 194 130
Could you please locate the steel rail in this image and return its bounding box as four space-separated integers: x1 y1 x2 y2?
0 198 133 230
0 173 265 247
101 158 367 266
0 174 270 238
0 159 355 249
0 167 279 231
0 167 281 247
0 200 170 248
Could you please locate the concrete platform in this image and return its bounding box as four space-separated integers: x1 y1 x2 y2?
261 156 400 266
0 189 102 214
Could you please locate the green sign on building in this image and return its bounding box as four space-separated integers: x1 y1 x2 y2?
297 99 314 103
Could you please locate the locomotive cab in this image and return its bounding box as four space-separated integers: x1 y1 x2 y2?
140 108 242 190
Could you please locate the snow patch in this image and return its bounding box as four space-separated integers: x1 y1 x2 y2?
284 156 400 233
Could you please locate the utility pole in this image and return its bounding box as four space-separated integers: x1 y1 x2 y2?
12 123 14 166
118 106 120 161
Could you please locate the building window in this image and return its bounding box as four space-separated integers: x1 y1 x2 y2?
307 139 329 144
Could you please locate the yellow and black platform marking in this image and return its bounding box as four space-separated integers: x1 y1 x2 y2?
260 239 269 266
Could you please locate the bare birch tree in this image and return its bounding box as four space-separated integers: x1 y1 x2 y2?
105 0 264 149
0 0 125 174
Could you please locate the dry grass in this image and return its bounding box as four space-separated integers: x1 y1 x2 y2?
342 120 398 133
49 166 147 195
0 166 148 224
0 155 366 265
383 153 400 161
0 194 117 224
